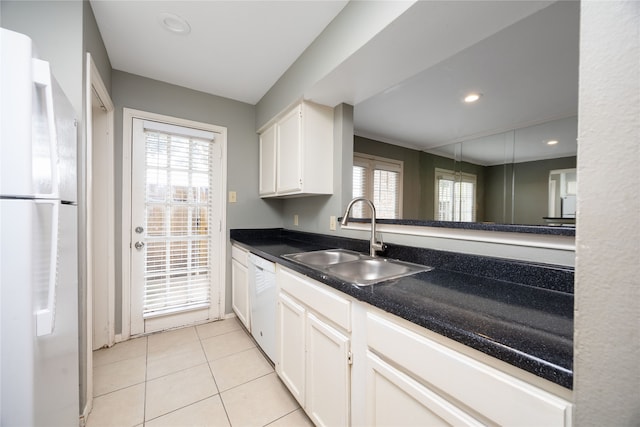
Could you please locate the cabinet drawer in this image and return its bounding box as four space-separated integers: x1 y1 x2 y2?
367 312 572 426
277 266 351 331
231 244 248 266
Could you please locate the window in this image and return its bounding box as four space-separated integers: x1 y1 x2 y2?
435 168 476 222
352 153 403 219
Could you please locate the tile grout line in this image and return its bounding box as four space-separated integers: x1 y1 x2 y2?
142 336 148 427
199 326 234 427
92 320 294 427
263 407 304 427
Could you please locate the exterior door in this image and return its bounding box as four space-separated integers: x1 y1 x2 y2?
130 117 223 334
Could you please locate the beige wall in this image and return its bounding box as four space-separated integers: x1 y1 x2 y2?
574 1 640 425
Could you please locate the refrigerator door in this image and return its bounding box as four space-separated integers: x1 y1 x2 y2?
0 200 79 426
0 28 61 199
34 203 79 426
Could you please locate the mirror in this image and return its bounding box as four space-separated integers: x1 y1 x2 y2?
352 1 579 229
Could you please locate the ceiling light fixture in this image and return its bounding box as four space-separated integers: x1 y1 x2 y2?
546 139 559 146
464 93 482 103
159 12 191 35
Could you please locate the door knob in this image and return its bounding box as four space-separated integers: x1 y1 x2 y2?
134 241 145 250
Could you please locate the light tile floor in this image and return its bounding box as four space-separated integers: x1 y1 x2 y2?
87 317 314 427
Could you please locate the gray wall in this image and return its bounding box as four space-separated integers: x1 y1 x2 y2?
111 71 283 325
255 1 413 128
83 1 111 92
574 1 639 424
1 0 84 114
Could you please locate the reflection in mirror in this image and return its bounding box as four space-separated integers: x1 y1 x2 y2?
352 1 579 229
547 168 577 225
353 116 577 226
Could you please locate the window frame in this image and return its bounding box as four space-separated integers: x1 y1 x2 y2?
353 152 404 219
434 168 477 222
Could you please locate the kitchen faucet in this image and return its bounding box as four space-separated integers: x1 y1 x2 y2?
340 198 386 257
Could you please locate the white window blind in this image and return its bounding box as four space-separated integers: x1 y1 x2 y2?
435 168 476 222
143 127 214 318
352 163 368 218
352 153 403 219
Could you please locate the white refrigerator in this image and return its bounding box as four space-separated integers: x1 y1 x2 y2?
0 28 80 426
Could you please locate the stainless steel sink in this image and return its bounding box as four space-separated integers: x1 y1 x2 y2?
283 249 365 267
326 258 432 286
283 249 432 286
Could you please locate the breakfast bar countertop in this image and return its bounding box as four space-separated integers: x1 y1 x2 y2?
231 228 574 390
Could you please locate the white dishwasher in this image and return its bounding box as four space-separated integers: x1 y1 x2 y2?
248 254 277 363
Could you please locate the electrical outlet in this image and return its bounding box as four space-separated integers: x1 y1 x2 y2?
228 191 237 203
329 215 337 231
294 214 299 226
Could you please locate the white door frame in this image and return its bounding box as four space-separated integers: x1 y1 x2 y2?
84 52 115 419
121 108 227 340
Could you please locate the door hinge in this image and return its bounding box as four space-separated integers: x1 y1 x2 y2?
347 351 353 365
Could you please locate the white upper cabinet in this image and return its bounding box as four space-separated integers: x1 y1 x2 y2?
259 124 277 196
259 101 334 198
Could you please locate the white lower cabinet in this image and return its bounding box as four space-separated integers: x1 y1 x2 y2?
273 264 572 427
231 245 250 330
277 292 306 404
276 266 351 426
365 351 483 427
306 313 350 427
364 311 573 427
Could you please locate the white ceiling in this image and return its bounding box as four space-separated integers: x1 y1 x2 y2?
91 0 579 163
90 0 348 104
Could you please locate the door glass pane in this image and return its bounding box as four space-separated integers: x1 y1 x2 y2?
143 130 213 317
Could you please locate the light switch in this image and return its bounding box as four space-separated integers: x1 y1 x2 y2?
329 215 337 231
294 214 299 226
228 191 237 203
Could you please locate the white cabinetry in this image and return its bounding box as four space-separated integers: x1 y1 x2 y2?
258 124 276 196
230 244 250 330
276 266 351 426
259 101 333 198
364 311 573 427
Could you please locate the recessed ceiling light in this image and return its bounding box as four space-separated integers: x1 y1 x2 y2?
159 12 191 35
546 140 559 146
463 93 482 103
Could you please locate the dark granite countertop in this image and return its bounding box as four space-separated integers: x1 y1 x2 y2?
341 217 576 236
231 228 574 389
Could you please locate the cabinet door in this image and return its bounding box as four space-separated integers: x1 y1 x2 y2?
231 258 249 330
259 124 277 196
306 313 350 427
276 105 302 194
277 292 306 405
365 352 483 427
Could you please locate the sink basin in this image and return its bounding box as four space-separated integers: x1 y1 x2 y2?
283 249 366 267
326 258 432 286
283 249 432 286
